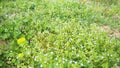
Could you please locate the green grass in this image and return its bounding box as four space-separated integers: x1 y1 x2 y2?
0 0 120 68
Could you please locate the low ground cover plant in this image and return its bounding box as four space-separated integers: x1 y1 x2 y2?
0 0 120 68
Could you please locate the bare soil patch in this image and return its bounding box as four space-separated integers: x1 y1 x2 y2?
101 25 120 37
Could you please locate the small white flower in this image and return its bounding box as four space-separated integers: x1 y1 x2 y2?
70 60 72 64
105 48 107 51
81 45 84 48
101 56 104 59
55 58 58 60
50 52 54 55
56 63 58 66
76 54 80 57
32 56 34 58
72 47 74 49
62 61 65 63
69 38 73 41
8 58 11 60
62 58 65 60
44 54 48 56
40 64 43 68
81 63 84 66
34 57 37 61
74 61 77 64
87 60 90 63
107 54 110 56
29 66 34 68
27 51 31 55
77 39 81 42
44 61 47 64
54 48 57 50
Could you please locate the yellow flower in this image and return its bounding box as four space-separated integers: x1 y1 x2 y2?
115 14 118 16
83 0 87 3
45 0 50 2
17 37 26 44
58 0 63 2
17 53 24 58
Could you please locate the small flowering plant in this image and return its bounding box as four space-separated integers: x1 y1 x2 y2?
0 0 120 68
17 53 24 59
17 37 27 47
17 37 26 44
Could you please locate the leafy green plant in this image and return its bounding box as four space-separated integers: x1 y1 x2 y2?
0 0 120 68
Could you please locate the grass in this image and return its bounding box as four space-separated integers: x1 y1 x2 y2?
0 0 120 68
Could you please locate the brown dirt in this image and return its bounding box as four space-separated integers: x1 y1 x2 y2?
0 40 6 45
112 16 120 19
0 40 6 49
101 26 111 31
111 29 120 37
101 25 120 37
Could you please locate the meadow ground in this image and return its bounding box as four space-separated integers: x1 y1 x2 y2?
0 0 120 68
